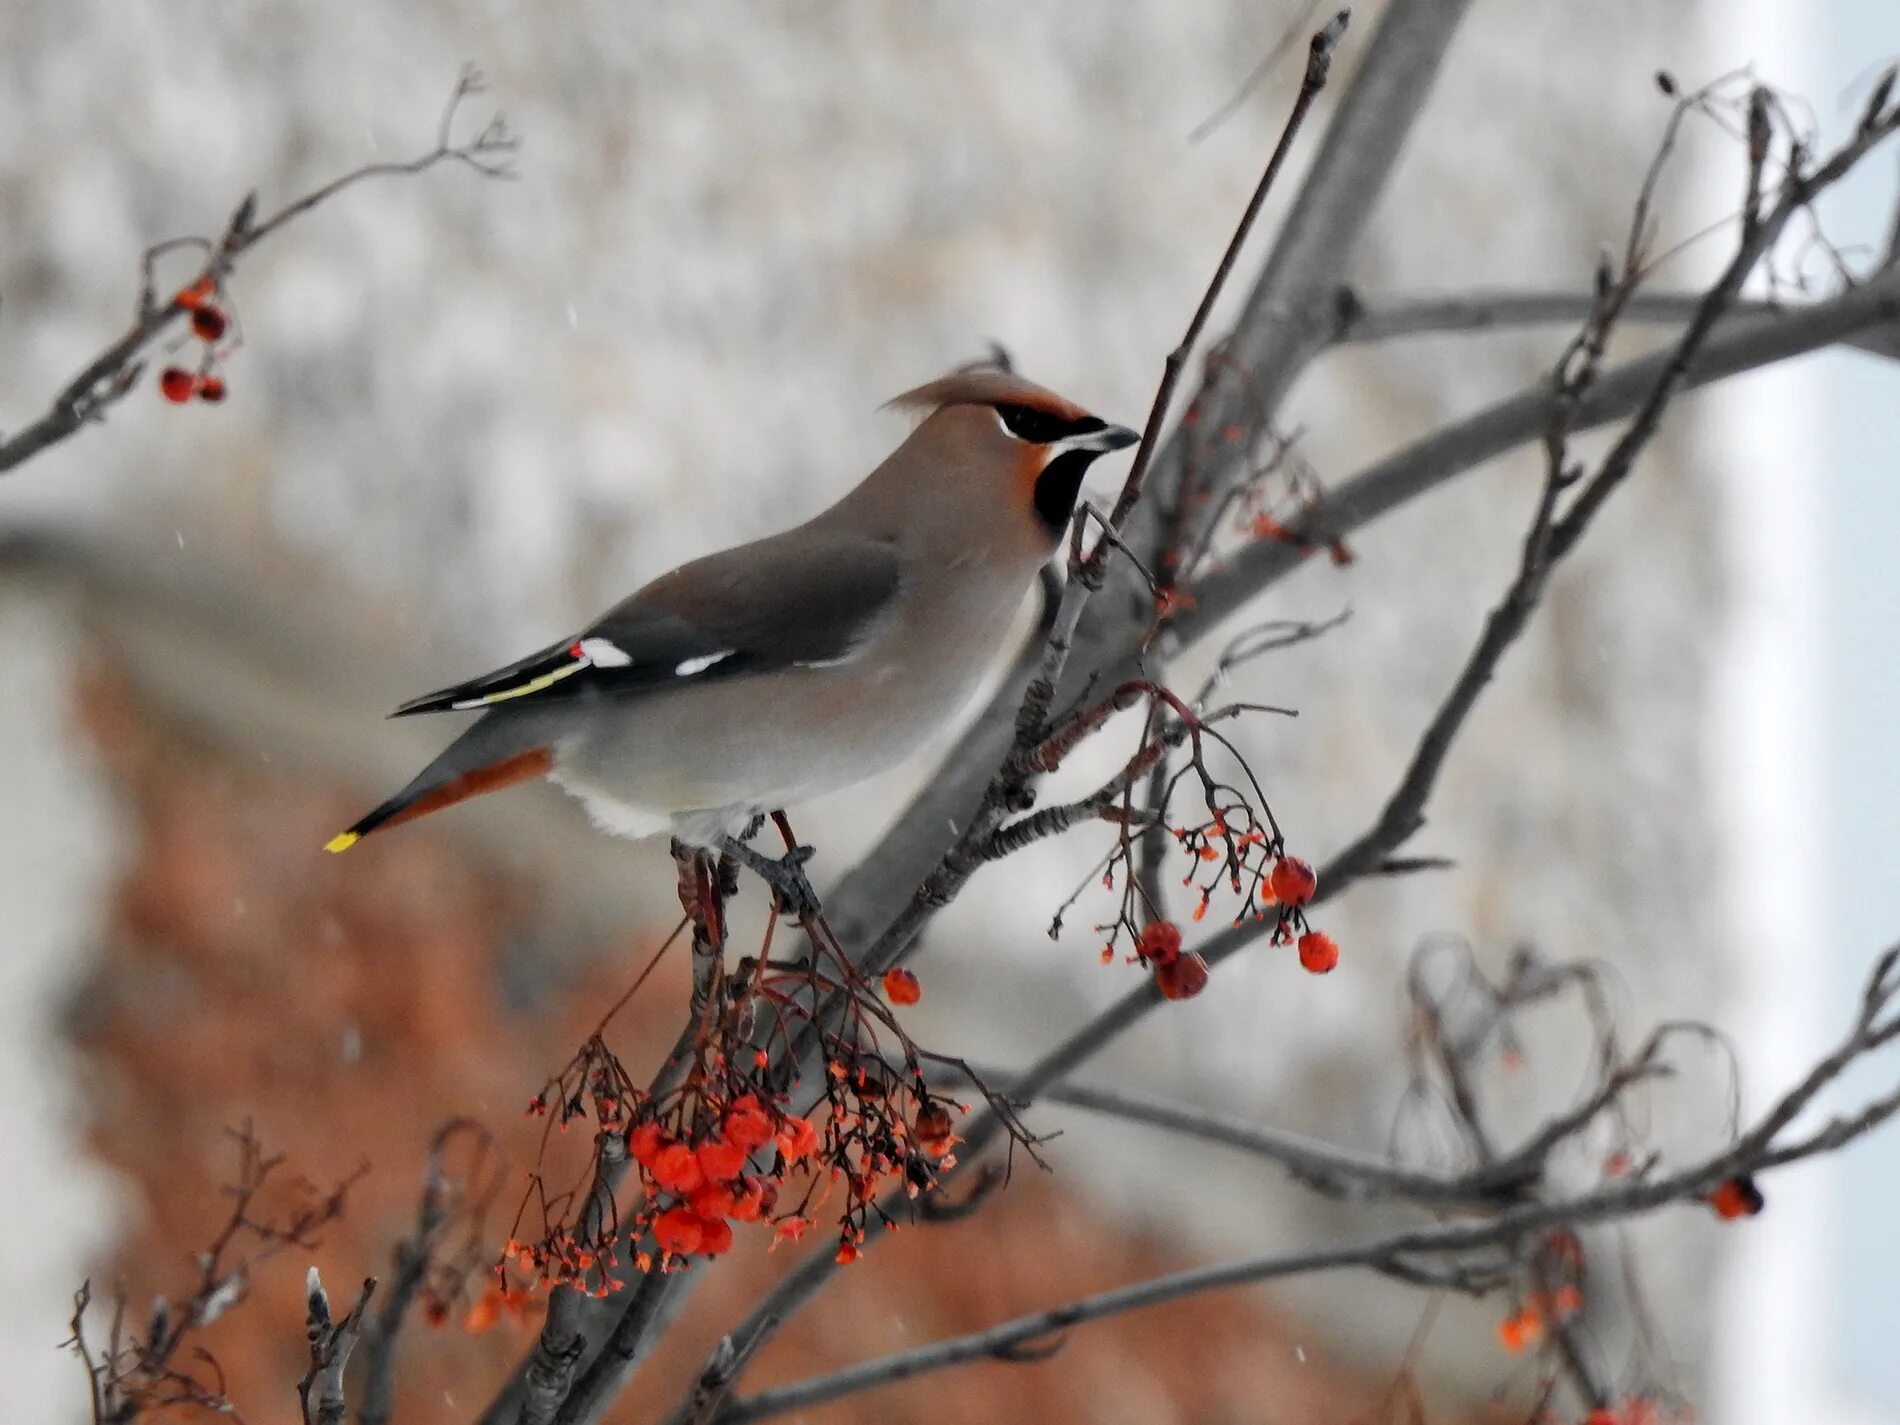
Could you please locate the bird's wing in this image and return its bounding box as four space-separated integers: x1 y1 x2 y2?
391 529 903 717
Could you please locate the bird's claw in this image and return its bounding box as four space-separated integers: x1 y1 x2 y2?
721 837 823 918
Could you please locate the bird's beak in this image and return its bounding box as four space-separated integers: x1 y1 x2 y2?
1062 422 1140 454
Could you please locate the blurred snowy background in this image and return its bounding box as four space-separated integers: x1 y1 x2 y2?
0 1 1895 1421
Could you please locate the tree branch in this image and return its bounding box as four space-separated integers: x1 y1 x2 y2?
1327 284 1900 362
1219 0 1481 420
952 1070 1517 1207
298 1272 376 1425
718 944 1900 1421
0 65 515 479
817 0 1480 962
657 88 1900 1420
1178 267 1900 646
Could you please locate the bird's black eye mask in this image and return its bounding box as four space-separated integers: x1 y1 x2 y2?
994 402 1108 445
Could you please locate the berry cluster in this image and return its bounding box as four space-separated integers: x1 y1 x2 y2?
633 1099 797 1259
157 276 233 405
505 998 970 1297
1127 853 1341 1003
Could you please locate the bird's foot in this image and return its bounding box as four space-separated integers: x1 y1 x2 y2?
721 836 822 919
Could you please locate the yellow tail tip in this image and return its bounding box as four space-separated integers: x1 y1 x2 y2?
324 831 361 854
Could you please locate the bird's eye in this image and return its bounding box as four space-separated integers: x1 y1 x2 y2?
994 403 1072 444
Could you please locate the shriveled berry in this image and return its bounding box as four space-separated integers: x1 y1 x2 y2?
196 374 227 403
159 367 195 403
191 306 228 341
1155 951 1210 1000
777 1115 819 1161
1268 856 1318 906
1138 920 1182 966
1297 930 1339 975
913 1102 957 1156
882 967 921 1005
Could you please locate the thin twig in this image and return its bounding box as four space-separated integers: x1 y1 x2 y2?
718 944 1900 1420
298 1272 377 1425
0 65 514 478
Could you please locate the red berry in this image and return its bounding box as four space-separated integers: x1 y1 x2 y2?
1494 1308 1543 1354
628 1122 665 1167
174 276 215 310
696 1136 748 1183
196 374 227 403
159 367 194 403
652 1206 702 1256
191 306 228 341
1297 930 1339 975
1268 856 1318 906
727 1176 768 1222
1155 951 1210 1000
723 1105 774 1152
882 967 921 1005
1707 1175 1764 1220
651 1142 704 1194
689 1182 737 1220
1137 920 1182 965
696 1216 734 1256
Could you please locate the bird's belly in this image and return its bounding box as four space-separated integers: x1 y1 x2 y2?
551 635 996 831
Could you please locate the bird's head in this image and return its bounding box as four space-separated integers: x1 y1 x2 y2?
883 368 1139 541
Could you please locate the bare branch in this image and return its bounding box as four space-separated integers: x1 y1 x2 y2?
717 942 1900 1421
298 1272 376 1425
1326 286 1867 346
1212 0 1479 424
659 93 1900 1420
1178 267 1900 646
952 1070 1515 1208
816 0 1477 960
357 1119 501 1425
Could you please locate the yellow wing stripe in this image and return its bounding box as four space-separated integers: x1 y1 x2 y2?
451 656 591 709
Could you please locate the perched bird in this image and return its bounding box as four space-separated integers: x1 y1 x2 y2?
324 368 1136 901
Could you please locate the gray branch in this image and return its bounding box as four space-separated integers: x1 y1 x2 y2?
1180 268 1900 645
719 947 1900 1421
1326 285 1900 362
954 1070 1518 1207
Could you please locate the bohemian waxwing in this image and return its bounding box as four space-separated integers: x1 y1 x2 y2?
325 368 1137 896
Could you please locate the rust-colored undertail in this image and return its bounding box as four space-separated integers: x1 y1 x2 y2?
324 746 554 853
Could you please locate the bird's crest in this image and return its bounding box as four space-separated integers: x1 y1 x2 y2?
884 368 1090 423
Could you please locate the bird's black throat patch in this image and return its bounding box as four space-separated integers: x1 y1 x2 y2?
1032 448 1101 536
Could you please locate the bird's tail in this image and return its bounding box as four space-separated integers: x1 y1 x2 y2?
324 715 557 853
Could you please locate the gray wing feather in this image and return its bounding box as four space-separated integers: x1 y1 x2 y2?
393 528 901 716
